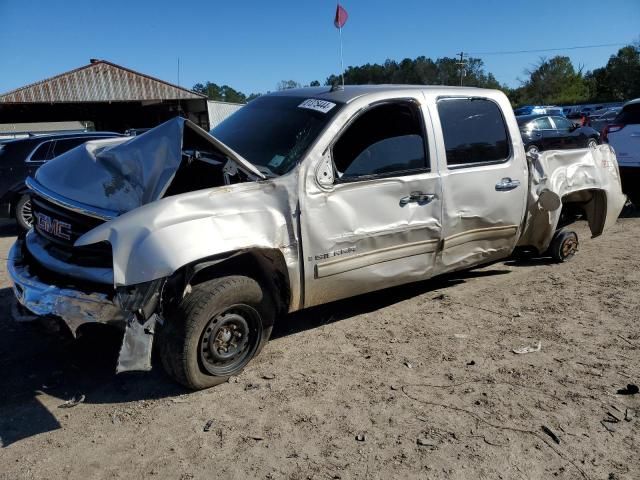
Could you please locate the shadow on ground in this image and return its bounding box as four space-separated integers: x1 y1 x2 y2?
0 267 512 447
0 220 19 239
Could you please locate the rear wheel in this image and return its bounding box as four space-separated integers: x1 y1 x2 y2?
15 195 33 230
548 230 578 262
158 275 274 390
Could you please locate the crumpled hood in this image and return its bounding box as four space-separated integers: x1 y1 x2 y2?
34 117 263 214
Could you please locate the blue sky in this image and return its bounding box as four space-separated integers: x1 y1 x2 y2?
0 0 638 95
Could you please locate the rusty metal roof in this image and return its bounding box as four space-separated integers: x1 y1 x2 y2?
0 60 207 104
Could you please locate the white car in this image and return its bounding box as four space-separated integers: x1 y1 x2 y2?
604 99 640 167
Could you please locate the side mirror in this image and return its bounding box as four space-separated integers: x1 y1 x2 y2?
315 154 334 187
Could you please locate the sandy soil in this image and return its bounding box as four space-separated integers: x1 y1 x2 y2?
0 217 638 480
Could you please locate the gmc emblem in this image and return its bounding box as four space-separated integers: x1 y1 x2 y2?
35 212 72 241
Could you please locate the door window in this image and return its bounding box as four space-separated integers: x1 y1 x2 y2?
533 117 553 130
52 137 92 157
332 101 428 180
437 98 510 167
551 117 573 129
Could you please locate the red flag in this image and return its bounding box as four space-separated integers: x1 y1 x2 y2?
334 3 348 29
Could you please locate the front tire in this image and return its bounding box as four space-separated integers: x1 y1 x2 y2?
587 138 598 149
15 194 33 230
159 275 274 390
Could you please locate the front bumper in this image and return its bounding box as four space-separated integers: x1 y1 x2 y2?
7 237 130 336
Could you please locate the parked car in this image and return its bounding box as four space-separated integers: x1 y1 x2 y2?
0 132 121 229
590 108 622 132
514 105 564 116
602 99 640 168
8 86 625 389
518 114 600 155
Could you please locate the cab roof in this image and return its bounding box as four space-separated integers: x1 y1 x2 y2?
268 85 503 104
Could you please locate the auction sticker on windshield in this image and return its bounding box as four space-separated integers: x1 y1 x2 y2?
298 99 337 114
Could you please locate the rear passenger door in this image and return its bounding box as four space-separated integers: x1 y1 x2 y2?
433 97 528 271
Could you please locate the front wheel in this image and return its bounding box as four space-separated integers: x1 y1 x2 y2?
15 195 33 230
587 138 598 149
158 275 274 390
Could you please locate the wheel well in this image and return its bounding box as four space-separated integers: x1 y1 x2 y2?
560 189 607 237
174 249 291 318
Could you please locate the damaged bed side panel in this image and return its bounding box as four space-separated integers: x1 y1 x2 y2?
517 145 626 253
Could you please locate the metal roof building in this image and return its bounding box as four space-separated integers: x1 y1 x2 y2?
0 60 210 132
207 100 244 129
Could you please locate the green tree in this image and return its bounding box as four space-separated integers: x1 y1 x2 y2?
309 80 321 87
277 80 301 90
516 56 589 105
324 55 503 89
191 82 247 103
586 45 640 101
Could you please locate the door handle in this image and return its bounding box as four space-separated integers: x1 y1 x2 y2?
495 178 521 191
400 191 436 206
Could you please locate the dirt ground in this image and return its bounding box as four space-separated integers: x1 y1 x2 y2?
0 216 638 480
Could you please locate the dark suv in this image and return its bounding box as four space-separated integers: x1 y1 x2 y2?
0 132 120 229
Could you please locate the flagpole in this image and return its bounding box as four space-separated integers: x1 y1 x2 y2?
339 26 345 88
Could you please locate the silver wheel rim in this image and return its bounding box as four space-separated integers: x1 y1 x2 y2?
588 139 597 149
20 200 33 227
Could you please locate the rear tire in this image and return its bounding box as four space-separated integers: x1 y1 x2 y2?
548 230 578 263
158 275 274 390
15 195 33 230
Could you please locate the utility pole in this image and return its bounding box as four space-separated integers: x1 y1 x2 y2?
456 51 466 86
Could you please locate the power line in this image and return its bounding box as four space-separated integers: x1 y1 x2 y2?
468 42 629 56
455 51 467 86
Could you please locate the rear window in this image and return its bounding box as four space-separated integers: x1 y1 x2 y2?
29 141 55 162
617 104 640 125
437 97 510 167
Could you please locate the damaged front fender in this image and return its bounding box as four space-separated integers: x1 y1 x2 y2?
75 177 300 295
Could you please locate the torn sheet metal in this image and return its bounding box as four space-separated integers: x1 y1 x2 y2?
74 175 300 289
7 239 130 336
518 145 626 252
34 117 264 214
116 314 158 372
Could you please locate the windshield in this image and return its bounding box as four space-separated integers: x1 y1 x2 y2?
211 95 343 176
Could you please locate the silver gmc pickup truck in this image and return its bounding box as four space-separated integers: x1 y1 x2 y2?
8 86 626 389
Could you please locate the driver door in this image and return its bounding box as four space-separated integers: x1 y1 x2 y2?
300 97 442 307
